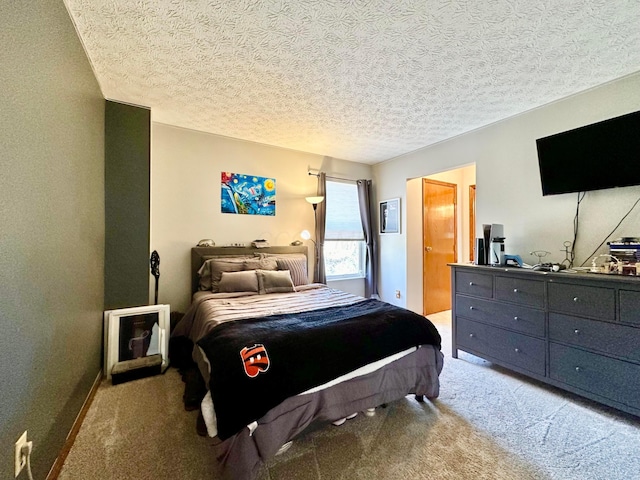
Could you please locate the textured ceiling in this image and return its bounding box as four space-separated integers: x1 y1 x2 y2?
65 0 640 164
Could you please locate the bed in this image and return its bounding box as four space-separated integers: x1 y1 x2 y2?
170 246 444 480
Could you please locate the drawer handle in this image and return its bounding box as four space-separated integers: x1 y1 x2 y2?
469 306 474 310
469 281 474 286
513 288 518 293
573 297 579 302
575 366 581 372
514 348 520 353
469 333 475 338
514 316 519 321
574 329 580 334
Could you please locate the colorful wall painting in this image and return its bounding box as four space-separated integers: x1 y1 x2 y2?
221 172 276 216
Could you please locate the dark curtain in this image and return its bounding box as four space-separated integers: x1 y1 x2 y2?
315 172 327 283
357 179 379 298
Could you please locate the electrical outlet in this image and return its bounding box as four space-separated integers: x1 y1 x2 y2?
14 431 28 477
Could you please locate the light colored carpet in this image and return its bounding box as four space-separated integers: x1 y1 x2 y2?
59 312 640 480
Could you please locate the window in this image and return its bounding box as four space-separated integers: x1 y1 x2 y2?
324 181 365 279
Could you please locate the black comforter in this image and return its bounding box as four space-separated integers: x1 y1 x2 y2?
197 299 441 440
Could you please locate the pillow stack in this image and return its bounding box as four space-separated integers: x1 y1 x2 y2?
197 253 307 294
198 256 277 292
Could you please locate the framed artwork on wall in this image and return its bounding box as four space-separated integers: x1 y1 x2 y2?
379 198 400 234
221 172 276 216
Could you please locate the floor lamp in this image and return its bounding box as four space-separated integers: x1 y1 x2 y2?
303 195 324 281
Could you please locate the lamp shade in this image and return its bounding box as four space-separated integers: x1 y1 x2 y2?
305 196 324 205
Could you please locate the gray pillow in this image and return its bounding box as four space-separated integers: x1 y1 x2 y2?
218 270 259 293
243 257 278 271
197 256 252 291
256 269 295 294
197 259 214 291
207 258 246 292
276 256 309 286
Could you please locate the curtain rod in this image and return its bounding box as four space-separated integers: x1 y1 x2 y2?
308 172 362 183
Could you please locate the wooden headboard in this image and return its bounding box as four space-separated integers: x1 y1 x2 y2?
191 245 308 294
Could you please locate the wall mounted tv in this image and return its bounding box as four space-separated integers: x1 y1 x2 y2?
536 110 640 196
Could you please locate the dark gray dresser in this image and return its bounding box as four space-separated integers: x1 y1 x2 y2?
450 263 640 417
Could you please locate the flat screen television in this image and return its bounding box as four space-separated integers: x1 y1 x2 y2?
536 110 640 196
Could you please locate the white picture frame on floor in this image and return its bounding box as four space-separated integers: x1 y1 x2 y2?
103 304 170 379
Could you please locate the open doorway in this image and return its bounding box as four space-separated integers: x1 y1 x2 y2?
405 164 476 316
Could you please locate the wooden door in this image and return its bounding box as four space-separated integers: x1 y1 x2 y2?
423 179 457 315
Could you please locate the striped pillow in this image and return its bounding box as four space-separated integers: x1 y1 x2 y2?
276 256 309 286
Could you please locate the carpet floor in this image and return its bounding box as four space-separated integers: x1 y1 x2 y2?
58 311 640 479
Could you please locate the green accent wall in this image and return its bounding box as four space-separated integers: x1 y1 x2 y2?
105 101 151 310
0 1 105 478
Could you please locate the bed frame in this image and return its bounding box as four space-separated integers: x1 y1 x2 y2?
182 244 443 480
190 245 308 294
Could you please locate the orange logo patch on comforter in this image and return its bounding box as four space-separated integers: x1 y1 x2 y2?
240 344 270 377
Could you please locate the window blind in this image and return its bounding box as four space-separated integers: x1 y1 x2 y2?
325 181 364 240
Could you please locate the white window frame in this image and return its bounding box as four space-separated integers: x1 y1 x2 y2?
324 180 366 281
325 239 366 281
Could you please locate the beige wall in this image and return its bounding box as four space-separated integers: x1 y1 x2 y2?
151 123 372 312
406 165 476 313
374 72 640 311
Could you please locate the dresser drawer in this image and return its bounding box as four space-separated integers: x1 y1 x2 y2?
456 317 545 376
455 271 493 298
550 343 640 410
548 282 615 320
456 295 545 337
549 313 640 362
495 276 545 308
619 289 640 326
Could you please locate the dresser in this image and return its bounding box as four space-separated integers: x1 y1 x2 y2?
450 263 640 417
